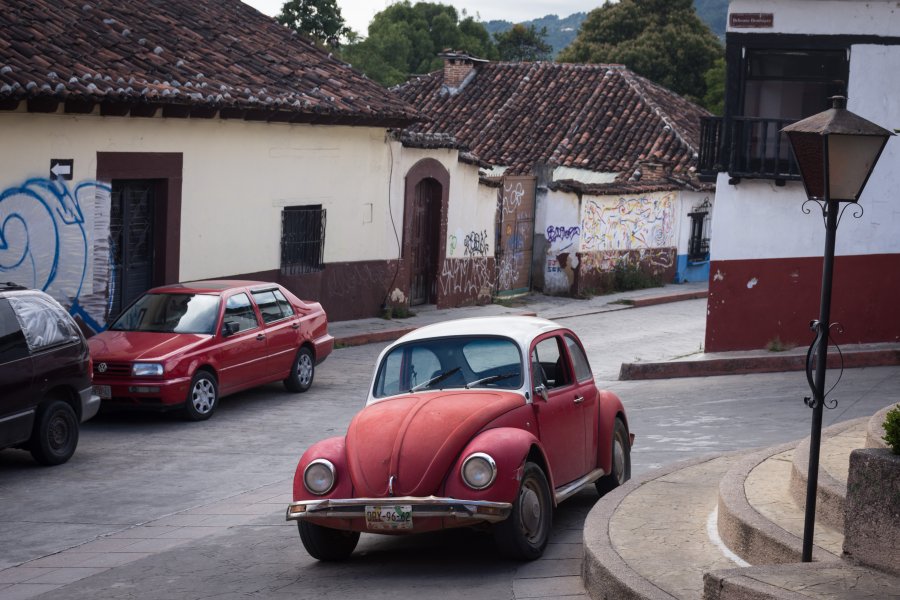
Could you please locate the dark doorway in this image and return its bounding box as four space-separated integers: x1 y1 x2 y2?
409 178 442 306
110 180 157 316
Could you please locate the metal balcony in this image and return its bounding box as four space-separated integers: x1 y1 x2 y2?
699 116 801 184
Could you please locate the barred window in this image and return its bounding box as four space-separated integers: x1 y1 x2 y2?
281 206 326 275
687 199 711 262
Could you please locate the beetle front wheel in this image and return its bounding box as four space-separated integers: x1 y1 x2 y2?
493 461 552 560
298 521 359 561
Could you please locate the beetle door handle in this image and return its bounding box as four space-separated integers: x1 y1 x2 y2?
256 333 266 341
573 396 584 404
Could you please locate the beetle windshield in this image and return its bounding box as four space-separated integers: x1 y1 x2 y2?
372 336 523 399
109 293 220 334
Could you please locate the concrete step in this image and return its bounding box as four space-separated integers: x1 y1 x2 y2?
716 442 841 565
788 419 867 532
584 454 749 600
582 410 900 600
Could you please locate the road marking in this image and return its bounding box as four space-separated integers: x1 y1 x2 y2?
707 507 750 567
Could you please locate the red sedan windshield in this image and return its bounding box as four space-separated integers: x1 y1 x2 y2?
110 293 221 334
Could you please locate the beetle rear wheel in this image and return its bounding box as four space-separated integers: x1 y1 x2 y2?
596 418 631 496
298 521 360 561
493 461 551 560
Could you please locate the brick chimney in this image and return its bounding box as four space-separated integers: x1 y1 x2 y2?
438 50 487 93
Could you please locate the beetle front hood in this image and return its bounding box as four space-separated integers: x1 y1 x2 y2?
345 391 524 497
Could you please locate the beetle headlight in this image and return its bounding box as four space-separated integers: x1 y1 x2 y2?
461 452 497 490
303 459 336 495
132 363 163 377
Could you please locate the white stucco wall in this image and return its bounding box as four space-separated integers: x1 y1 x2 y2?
0 110 402 284
727 0 900 36
711 43 900 262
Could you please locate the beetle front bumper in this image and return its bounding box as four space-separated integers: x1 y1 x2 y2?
286 496 512 523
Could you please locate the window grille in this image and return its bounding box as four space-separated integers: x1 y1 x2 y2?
281 206 326 275
687 199 711 262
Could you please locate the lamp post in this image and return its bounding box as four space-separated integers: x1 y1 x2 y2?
782 96 893 563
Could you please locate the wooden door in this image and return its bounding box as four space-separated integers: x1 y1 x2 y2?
110 180 156 316
496 176 536 296
410 178 441 306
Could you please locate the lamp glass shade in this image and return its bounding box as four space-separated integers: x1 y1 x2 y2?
827 134 889 202
786 131 826 200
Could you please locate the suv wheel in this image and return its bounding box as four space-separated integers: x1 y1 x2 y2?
30 399 79 466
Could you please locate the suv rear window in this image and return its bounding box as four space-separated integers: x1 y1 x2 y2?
0 298 29 362
7 295 80 351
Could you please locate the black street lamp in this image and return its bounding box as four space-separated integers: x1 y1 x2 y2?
781 96 893 563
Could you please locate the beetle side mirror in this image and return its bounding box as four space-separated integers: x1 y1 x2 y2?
534 383 549 402
222 321 240 337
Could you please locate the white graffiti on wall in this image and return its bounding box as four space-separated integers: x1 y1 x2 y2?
501 181 525 216
580 193 675 252
0 177 111 331
497 253 524 291
439 257 493 301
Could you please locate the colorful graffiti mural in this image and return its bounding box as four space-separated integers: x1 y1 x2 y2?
580 193 675 251
0 177 110 331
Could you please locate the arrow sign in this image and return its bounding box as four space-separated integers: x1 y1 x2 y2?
50 159 74 180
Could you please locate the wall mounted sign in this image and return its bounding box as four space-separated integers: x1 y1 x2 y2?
50 158 74 180
730 13 774 28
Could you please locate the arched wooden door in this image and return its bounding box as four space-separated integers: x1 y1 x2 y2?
409 178 442 306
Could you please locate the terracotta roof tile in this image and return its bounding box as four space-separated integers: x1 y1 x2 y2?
0 0 419 125
395 62 710 189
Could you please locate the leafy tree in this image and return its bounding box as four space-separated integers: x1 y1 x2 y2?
558 0 723 103
494 24 553 62
340 2 498 87
702 56 725 114
277 0 352 47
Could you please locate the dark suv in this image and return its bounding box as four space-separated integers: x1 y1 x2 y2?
0 283 98 465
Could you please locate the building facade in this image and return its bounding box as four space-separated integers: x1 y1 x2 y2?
699 0 900 351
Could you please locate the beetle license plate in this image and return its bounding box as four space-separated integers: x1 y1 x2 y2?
93 385 111 399
365 505 413 530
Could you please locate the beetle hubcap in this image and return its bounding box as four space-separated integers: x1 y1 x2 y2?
519 482 543 539
613 436 626 484
192 380 215 414
297 354 312 385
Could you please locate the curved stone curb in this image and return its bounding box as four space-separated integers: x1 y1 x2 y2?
582 452 731 600
704 562 900 600
866 403 894 449
717 442 837 566
788 418 865 532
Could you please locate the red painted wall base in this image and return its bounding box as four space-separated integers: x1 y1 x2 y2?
705 254 900 352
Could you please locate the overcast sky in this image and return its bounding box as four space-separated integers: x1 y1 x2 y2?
242 0 603 35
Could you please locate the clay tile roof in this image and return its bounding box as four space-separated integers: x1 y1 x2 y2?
0 0 419 126
394 62 711 191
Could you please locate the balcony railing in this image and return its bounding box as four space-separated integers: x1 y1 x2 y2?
699 116 801 183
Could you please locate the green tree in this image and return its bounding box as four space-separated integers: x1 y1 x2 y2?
277 0 352 47
702 56 725 114
558 0 722 103
494 24 553 62
340 1 498 87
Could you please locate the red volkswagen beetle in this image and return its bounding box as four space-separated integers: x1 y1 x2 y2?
286 316 631 561
89 280 332 420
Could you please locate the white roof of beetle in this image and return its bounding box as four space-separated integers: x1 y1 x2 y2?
393 316 564 349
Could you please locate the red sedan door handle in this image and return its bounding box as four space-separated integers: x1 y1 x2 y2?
573 396 584 404
256 333 266 341
291 323 300 329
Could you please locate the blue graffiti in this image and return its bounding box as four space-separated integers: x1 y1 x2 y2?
0 177 111 331
546 225 580 244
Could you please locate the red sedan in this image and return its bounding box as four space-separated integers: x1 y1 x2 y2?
286 316 631 561
89 280 332 420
